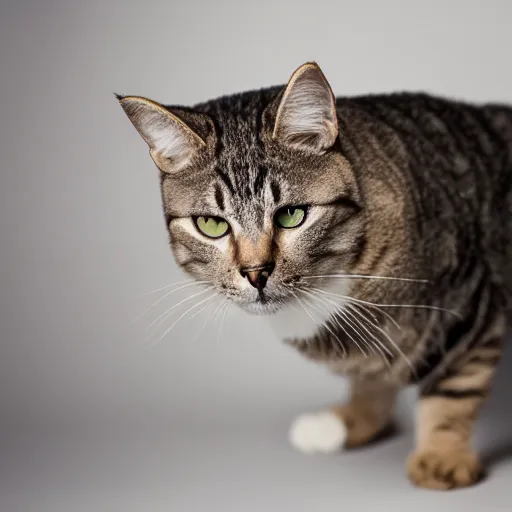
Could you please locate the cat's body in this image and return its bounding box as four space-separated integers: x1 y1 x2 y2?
285 94 512 380
118 63 512 490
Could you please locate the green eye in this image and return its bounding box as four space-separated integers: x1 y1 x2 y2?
275 206 307 229
194 216 230 238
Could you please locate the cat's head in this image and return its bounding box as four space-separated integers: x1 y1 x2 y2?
118 63 367 315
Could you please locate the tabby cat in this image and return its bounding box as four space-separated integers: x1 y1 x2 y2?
117 62 512 490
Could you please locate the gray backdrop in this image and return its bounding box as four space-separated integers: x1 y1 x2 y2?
1 0 512 510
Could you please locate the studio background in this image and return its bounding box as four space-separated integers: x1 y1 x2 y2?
1 1 512 510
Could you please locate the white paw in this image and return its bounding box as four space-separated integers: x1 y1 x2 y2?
289 411 348 454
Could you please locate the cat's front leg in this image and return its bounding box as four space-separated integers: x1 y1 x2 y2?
289 379 397 454
408 332 504 490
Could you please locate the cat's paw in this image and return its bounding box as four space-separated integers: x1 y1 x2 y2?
289 411 347 454
407 449 484 490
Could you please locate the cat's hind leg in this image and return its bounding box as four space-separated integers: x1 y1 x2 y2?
289 379 397 453
407 320 504 490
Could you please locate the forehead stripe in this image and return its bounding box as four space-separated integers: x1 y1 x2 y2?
253 165 269 195
216 168 236 195
214 183 225 210
270 180 281 203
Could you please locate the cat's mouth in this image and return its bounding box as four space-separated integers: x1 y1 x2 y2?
222 278 295 316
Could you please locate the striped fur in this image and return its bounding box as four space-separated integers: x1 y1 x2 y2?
118 62 512 489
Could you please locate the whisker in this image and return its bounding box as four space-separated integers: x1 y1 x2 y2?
216 302 230 344
301 286 412 373
300 289 367 358
348 310 395 371
338 305 395 372
188 299 215 321
147 293 217 348
134 281 210 323
307 287 401 330
142 279 208 296
302 274 430 284
290 291 320 327
347 304 395 361
306 288 393 364
308 287 461 319
357 301 402 332
191 301 218 343
334 302 392 360
146 286 215 332
211 299 226 324
342 302 394 359
346 302 417 377
293 291 347 357
329 307 372 358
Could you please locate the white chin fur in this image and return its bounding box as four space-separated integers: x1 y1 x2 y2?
267 280 348 340
289 411 348 454
241 302 282 316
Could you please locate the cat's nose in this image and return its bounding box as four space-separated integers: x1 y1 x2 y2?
240 263 275 290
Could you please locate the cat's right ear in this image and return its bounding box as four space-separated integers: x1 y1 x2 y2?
272 62 338 153
117 95 206 172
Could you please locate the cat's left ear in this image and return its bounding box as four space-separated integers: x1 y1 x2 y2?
273 62 338 153
117 95 206 173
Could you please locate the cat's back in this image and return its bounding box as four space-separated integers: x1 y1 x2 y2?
342 92 512 306
341 91 512 158
340 92 512 223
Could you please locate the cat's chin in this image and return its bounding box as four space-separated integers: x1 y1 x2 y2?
240 301 284 316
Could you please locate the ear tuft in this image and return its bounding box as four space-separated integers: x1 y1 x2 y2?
273 62 338 153
118 96 205 172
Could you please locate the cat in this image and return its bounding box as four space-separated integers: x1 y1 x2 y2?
117 62 512 490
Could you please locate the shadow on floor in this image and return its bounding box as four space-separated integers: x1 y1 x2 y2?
479 339 512 471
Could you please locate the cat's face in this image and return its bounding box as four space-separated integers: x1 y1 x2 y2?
119 63 365 315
